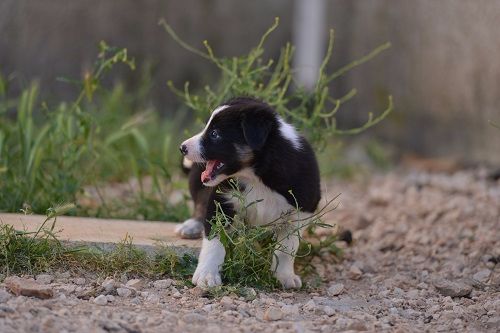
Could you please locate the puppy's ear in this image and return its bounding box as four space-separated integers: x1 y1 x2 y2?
242 112 272 150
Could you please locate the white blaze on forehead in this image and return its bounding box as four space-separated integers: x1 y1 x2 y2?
180 105 229 163
204 105 229 131
278 117 302 149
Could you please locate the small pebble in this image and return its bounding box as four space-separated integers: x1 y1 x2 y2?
182 312 207 324
281 304 299 316
327 283 344 296
153 279 173 289
101 279 115 293
348 265 363 280
472 269 491 283
126 279 144 290
93 295 108 306
74 278 86 285
263 307 283 321
0 290 12 303
35 274 53 285
323 306 335 316
117 287 132 298
303 300 316 311
433 278 472 297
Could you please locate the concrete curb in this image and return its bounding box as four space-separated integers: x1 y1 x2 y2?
0 213 201 253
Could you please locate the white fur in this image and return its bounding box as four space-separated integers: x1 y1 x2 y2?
192 237 225 287
208 105 228 122
181 105 229 163
175 218 203 239
182 157 193 169
181 132 204 163
272 227 302 289
229 167 310 288
230 168 299 226
278 117 302 150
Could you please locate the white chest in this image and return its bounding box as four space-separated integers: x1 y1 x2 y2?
226 169 297 226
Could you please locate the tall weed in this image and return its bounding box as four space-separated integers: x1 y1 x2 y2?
161 17 393 150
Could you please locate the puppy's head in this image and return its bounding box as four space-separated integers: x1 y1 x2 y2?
180 98 276 186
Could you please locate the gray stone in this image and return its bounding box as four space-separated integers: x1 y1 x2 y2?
182 312 207 324
281 304 299 316
74 278 86 285
472 269 491 283
117 287 132 298
125 279 144 290
35 274 53 285
0 305 15 313
101 279 115 293
407 289 419 299
323 306 335 316
172 287 182 298
153 279 173 289
486 317 500 329
303 300 316 311
327 283 345 296
0 289 12 303
93 294 108 306
263 307 283 321
220 296 235 310
433 278 472 297
146 294 160 304
348 265 363 280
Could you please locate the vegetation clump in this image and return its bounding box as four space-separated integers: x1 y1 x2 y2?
161 17 393 150
1 18 392 289
0 204 197 281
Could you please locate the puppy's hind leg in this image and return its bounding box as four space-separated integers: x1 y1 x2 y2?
271 224 302 289
176 163 210 239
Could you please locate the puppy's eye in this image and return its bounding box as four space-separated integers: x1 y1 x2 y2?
210 129 220 140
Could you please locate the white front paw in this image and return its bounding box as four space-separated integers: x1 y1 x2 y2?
175 218 204 239
192 265 222 287
276 272 302 289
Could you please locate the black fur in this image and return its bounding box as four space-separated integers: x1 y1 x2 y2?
184 97 321 235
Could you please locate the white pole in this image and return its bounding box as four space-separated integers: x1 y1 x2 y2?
293 0 327 91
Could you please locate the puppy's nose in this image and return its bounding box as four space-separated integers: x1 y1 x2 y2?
179 144 188 156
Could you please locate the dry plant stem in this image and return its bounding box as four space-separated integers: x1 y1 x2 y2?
160 17 393 150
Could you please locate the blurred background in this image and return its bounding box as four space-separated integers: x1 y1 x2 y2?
1 0 499 219
1 0 499 164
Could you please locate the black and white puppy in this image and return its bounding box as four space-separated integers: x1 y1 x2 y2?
177 97 321 289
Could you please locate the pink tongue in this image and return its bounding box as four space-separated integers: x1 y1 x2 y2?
201 160 219 183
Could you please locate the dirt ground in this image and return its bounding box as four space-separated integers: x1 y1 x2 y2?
1 168 499 333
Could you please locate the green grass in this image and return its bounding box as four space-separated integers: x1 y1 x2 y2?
1 205 342 292
161 17 393 151
0 43 190 221
0 18 391 289
205 180 342 290
0 205 197 281
0 18 392 219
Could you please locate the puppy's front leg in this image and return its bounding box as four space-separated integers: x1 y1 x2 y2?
192 237 225 287
272 226 302 289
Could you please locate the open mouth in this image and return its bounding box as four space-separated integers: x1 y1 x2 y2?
201 160 225 184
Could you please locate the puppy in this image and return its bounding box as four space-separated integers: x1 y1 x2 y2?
178 97 321 289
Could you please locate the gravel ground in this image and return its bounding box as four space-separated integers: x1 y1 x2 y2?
1 168 499 333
